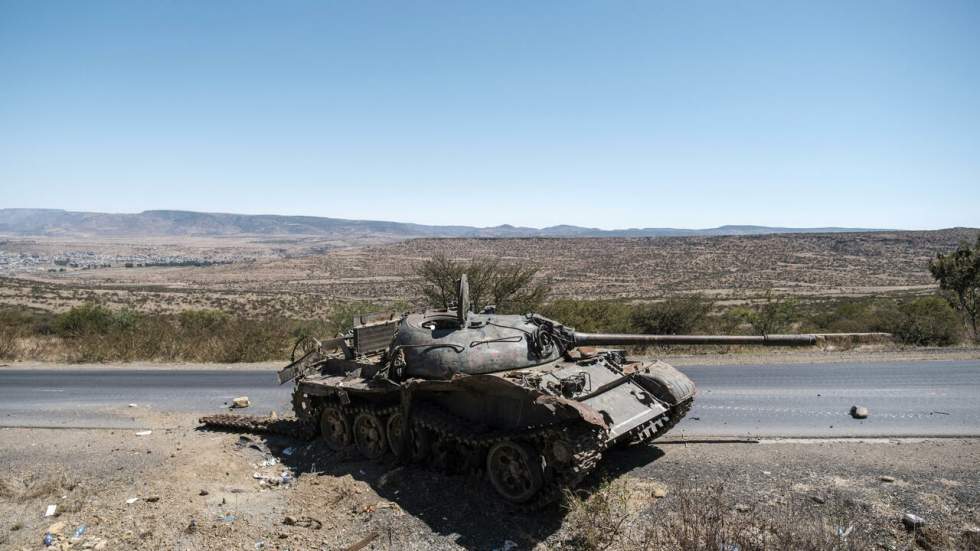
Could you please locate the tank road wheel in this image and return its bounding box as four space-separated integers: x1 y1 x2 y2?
386 412 430 462
486 440 544 503
319 406 352 450
353 412 388 460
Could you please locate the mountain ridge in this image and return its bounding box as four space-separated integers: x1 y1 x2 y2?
0 208 896 239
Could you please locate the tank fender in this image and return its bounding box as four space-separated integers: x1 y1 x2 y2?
633 361 696 405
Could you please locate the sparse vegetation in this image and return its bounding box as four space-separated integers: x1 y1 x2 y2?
0 289 972 362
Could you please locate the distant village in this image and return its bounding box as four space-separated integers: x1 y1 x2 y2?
0 249 246 275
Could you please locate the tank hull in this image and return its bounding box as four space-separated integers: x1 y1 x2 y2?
288 349 695 505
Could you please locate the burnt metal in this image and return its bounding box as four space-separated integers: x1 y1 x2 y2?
204 275 885 507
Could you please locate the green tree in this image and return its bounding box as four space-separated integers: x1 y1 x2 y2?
414 253 550 314
929 235 980 341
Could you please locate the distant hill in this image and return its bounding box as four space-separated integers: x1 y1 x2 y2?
0 208 892 240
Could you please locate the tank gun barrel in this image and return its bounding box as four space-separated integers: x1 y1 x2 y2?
571 332 890 347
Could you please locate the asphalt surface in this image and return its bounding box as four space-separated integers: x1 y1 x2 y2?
1 360 979 438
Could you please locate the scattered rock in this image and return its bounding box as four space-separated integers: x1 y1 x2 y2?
144 496 160 503
135 430 152 437
850 406 869 419
810 495 826 504
879 475 896 483
125 497 138 505
283 515 322 529
199 489 209 496
916 526 950 550
734 503 750 512
128 403 138 408
902 513 926 531
652 487 668 498
231 396 250 409
961 526 980 546
377 467 404 489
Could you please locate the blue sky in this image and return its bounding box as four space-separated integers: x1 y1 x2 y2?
1 1 977 230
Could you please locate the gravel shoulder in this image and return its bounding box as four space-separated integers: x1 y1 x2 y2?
2 408 978 550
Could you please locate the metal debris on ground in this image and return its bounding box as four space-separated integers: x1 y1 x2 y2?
343 532 378 551
902 513 926 531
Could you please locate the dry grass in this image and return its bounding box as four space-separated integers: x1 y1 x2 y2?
560 479 970 551
0 473 76 503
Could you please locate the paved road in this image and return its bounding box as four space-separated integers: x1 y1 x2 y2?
1 360 978 437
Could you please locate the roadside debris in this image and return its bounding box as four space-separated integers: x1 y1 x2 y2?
135 430 152 436
128 403 138 408
344 532 378 551
231 396 250 409
902 513 926 531
850 405 870 419
880 475 896 483
376 467 404 489
44 504 57 517
125 497 138 505
283 515 322 529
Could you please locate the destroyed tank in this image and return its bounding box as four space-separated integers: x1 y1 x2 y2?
267 276 844 506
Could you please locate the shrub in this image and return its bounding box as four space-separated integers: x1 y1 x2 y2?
893 296 961 346
630 295 713 335
54 303 118 335
539 300 634 333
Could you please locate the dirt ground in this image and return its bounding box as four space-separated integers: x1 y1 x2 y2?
1 406 978 551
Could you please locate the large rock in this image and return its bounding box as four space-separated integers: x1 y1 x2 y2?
231 396 250 409
850 405 869 419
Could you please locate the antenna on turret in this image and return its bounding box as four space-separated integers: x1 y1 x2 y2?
456 274 470 326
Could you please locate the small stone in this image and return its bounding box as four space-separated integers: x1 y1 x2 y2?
810 495 826 504
734 503 750 512
283 515 297 526
144 496 160 503
880 475 896 483
850 406 869 419
902 513 926 531
961 526 980 546
652 487 667 498
269 411 278 420
231 396 250 409
199 489 209 496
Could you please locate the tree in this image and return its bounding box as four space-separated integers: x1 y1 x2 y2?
929 235 980 341
414 253 550 314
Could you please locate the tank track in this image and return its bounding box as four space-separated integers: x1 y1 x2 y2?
198 413 317 440
411 403 605 510
620 399 693 445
